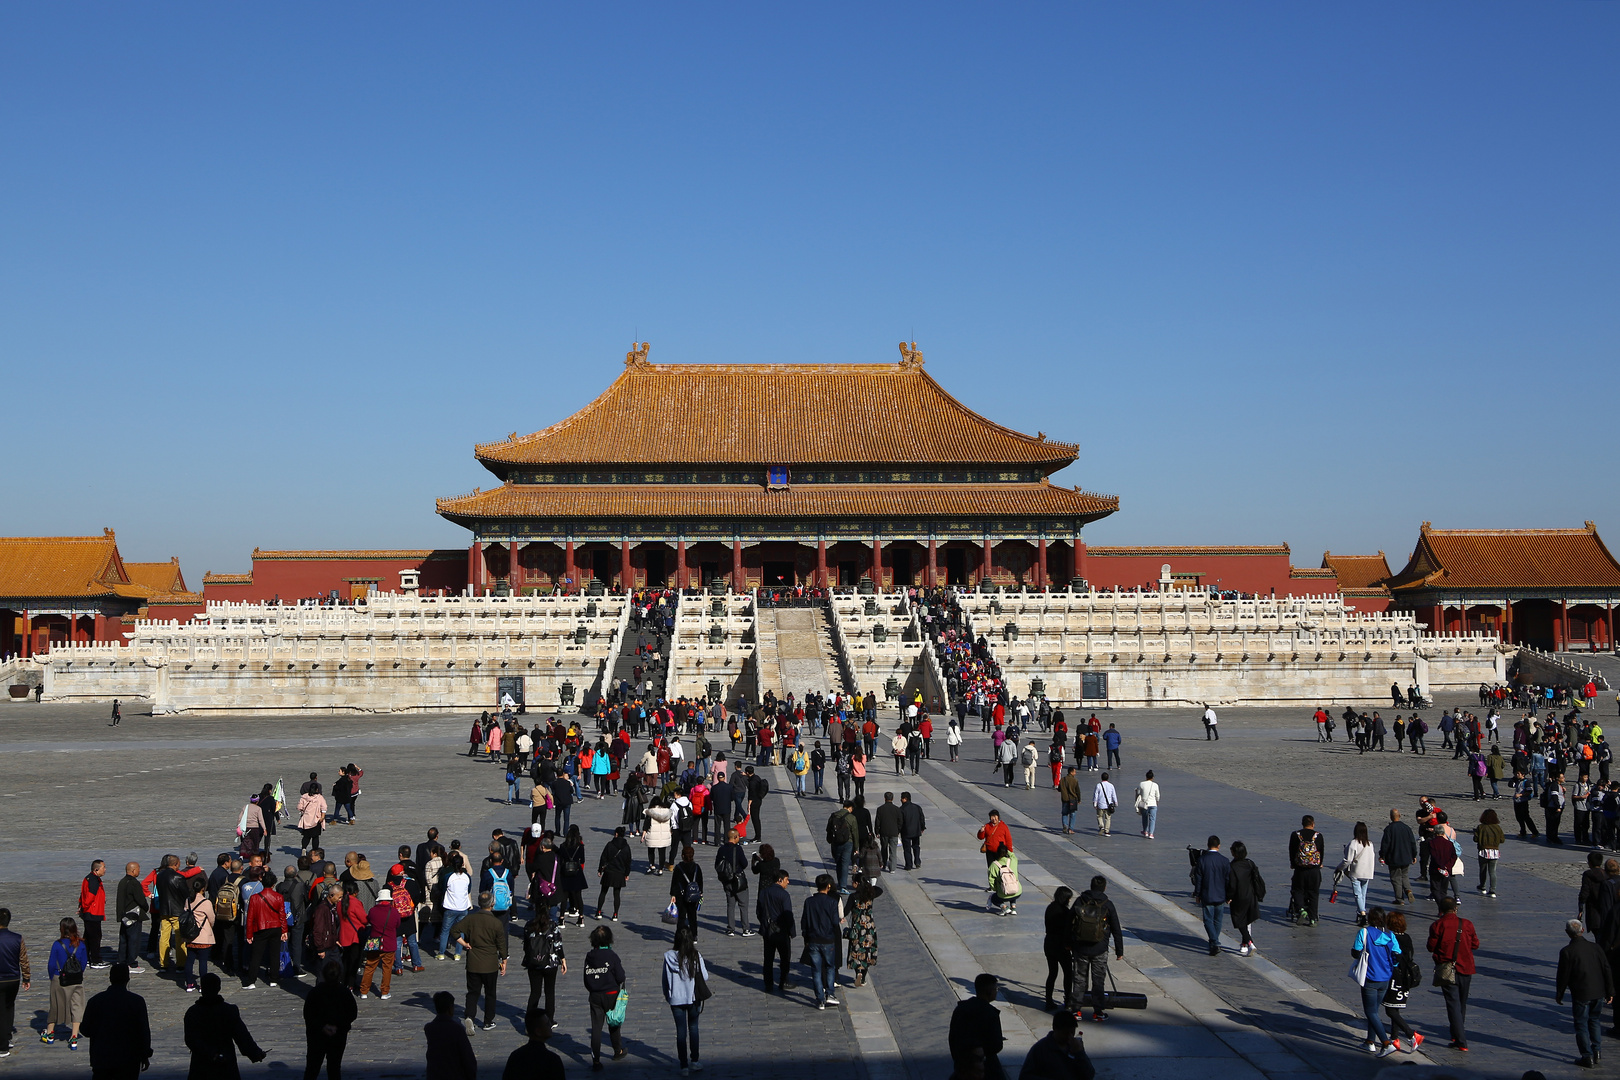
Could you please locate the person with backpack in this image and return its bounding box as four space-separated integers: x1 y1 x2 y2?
42 918 88 1049
1288 816 1326 926
1379 910 1424 1053
521 905 566 1024
988 844 1021 916
1070 875 1124 1021
789 744 811 796
1350 907 1402 1057
558 826 590 927
180 877 216 992
715 828 752 936
596 827 633 922
670 845 704 939
1021 742 1039 790
479 851 517 926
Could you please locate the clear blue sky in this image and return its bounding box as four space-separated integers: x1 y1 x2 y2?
4 5 1615 580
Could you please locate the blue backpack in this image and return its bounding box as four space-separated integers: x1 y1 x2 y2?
490 869 512 911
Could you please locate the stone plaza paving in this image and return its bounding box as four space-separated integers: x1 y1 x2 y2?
2 696 1615 1079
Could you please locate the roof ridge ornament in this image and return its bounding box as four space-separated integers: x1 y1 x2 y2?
626 341 651 369
898 341 924 369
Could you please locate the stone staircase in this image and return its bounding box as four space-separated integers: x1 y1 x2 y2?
1556 651 1619 692
753 605 848 701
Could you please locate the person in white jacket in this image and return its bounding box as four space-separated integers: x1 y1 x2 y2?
644 801 674 875
1338 821 1378 923
1135 771 1161 839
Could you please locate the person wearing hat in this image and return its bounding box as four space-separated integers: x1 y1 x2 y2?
361 887 401 1000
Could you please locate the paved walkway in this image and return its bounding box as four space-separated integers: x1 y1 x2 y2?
0 699 1607 1078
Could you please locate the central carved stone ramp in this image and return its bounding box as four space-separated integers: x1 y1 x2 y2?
755 606 845 700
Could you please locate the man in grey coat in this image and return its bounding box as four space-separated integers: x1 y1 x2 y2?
1556 918 1615 1068
1378 808 1418 905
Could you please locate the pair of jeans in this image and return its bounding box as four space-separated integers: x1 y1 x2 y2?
807 942 837 1004
554 806 572 837
1043 942 1073 1005
527 966 558 1018
670 1004 700 1068
1478 859 1498 894
117 923 143 966
1350 878 1370 913
304 1030 347 1080
246 929 283 986
1388 866 1411 901
1061 805 1077 832
507 780 521 802
438 910 470 957
0 979 17 1051
812 768 824 794
185 944 210 984
724 888 751 934
1361 980 1391 1044
763 934 791 989
1075 949 1109 1012
588 990 624 1060
1106 748 1120 769
1573 997 1603 1061
1140 806 1157 835
1200 903 1224 947
392 931 421 972
465 969 498 1025
1440 973 1471 1047
334 798 357 823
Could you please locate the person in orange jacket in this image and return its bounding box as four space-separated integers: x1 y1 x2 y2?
78 860 108 968
977 809 1013 867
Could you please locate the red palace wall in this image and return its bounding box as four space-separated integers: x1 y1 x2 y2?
1083 547 1337 598
203 550 469 605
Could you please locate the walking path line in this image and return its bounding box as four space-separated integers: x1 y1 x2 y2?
933 766 1435 1070
772 766 907 1080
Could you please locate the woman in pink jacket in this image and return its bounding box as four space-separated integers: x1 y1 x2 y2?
297 784 328 853
182 876 216 992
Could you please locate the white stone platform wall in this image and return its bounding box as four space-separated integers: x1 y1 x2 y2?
38 593 629 714
667 594 756 704
953 590 1507 707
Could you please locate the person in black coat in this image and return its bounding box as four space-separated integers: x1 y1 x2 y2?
950 973 1008 1080
1226 841 1266 957
670 845 703 939
1042 886 1075 1010
1556 918 1616 1067
80 963 152 1079
596 828 633 920
183 973 266 1080
1018 1010 1095 1080
303 961 358 1080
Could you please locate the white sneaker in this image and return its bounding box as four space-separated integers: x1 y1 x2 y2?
825 995 840 1005
1238 944 1251 957
380 993 391 1000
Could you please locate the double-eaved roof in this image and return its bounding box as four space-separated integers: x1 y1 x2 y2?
473 358 1079 473
443 351 1117 528
1387 522 1620 594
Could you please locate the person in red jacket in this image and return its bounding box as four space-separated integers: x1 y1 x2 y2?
338 884 368 992
1426 897 1480 1051
919 716 934 759
977 810 1013 867
242 884 288 989
78 860 108 968
361 889 401 1000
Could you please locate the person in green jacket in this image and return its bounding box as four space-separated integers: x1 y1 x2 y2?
988 844 1021 916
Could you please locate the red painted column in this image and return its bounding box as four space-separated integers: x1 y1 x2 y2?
1074 538 1087 587
21 611 30 658
93 613 105 643
871 535 882 588
982 537 994 585
510 543 524 593
817 540 828 589
927 536 937 588
621 540 633 592
564 540 575 593
676 540 687 590
1504 601 1513 645
466 544 478 593
1037 538 1048 589
1559 599 1569 650
732 540 744 593
1606 603 1615 651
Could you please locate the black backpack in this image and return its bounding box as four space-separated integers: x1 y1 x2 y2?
827 812 853 845
58 944 84 987
1071 894 1109 945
